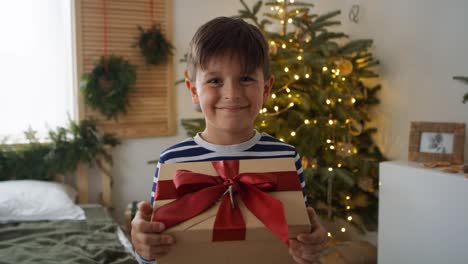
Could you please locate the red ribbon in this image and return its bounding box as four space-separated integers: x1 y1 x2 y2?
152 160 302 245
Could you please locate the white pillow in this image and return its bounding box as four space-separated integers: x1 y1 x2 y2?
0 180 85 222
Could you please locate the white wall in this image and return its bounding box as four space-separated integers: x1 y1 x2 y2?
104 0 468 225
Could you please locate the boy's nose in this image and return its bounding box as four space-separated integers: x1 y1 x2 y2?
223 80 241 100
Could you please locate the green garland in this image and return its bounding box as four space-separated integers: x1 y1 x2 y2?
137 24 174 65
80 55 137 120
0 119 120 181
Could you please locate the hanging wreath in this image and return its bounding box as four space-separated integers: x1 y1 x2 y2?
137 24 174 65
80 55 137 120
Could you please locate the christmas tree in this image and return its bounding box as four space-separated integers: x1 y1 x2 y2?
182 0 384 233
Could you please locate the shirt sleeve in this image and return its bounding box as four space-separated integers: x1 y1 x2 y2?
135 251 156 264
293 151 308 206
150 161 162 207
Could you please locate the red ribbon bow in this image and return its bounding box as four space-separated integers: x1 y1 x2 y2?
152 160 302 245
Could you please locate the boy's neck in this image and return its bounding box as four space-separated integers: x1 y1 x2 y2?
200 129 256 145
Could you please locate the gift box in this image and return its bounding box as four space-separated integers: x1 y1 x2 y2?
152 157 311 264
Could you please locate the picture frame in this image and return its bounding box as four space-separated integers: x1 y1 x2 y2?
409 122 465 164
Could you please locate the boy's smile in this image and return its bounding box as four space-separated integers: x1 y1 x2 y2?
186 54 273 145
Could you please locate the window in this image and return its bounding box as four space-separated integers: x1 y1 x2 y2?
0 0 74 142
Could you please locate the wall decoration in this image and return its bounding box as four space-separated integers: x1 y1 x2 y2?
409 122 465 164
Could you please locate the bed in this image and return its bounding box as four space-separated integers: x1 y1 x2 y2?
0 163 137 264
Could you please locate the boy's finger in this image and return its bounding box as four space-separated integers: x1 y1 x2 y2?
133 219 166 233
306 207 318 227
297 230 328 245
137 201 154 219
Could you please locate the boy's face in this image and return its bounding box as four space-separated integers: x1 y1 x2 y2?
186 54 273 142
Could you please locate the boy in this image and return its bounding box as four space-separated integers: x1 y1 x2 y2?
131 17 328 264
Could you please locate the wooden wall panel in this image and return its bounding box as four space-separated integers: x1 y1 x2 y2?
74 0 175 138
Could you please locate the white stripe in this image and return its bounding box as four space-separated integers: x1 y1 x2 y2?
164 150 296 164
301 181 306 188
153 176 157 183
256 141 295 148
156 162 160 169
161 144 198 156
151 191 155 198
297 167 303 175
294 154 300 162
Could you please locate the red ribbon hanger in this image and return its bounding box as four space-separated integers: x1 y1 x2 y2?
152 160 302 245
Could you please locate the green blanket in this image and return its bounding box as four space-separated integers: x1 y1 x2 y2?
0 207 137 264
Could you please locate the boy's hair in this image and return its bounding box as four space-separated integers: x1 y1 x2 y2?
187 16 270 80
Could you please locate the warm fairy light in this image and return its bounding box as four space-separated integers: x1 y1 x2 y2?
289 39 293 43
346 206 351 210
275 6 280 10
299 49 304 52
322 66 328 72
313 119 317 124
286 87 291 93
290 131 296 136
345 119 350 124
338 98 342 102
326 139 331 143
274 106 279 111
305 73 310 78
297 55 302 60
330 145 335 150
347 216 353 221
342 77 346 81
328 167 333 172
341 227 346 233
270 7 274 11
262 107 267 113
289 102 295 107
259 110 262 114
353 148 358 154
336 69 340 75
279 9 283 13
294 75 299 80
338 163 342 167
328 232 332 237
279 138 284 142
280 20 285 24
351 98 356 104
326 99 331 105
290 0 295 3
296 94 300 97
346 196 350 200
282 44 286 49
305 39 310 43
270 41 275 45
304 119 310 125
288 94 292 98
328 119 334 125
296 10 299 14
284 67 289 72
271 94 276 99
288 18 293 23
331 69 336 73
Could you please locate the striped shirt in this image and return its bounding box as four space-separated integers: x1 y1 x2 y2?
137 131 307 264
150 130 307 206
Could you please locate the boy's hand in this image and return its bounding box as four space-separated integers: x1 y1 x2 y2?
289 207 328 264
131 201 176 260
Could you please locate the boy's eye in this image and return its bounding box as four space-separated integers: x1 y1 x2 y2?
207 78 222 84
240 76 255 82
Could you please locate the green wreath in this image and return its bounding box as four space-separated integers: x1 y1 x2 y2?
137 24 174 65
80 55 137 120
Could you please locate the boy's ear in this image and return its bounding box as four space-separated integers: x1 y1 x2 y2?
262 75 275 103
185 78 200 104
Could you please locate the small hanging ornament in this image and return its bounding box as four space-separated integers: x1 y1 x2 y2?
301 157 318 169
269 41 278 55
349 118 363 136
336 142 354 157
334 59 354 76
358 176 374 192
